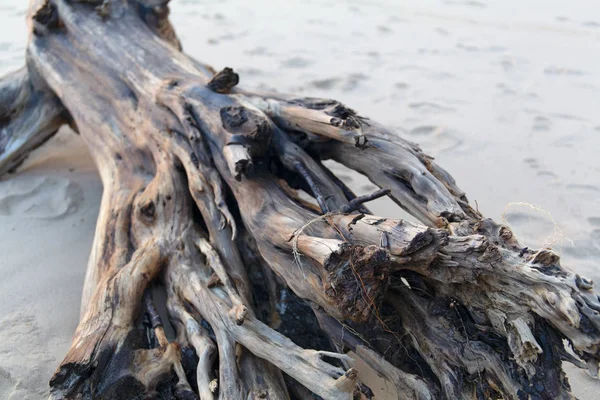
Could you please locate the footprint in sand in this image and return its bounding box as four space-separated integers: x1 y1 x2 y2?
532 116 552 132
409 125 437 136
544 66 585 76
309 73 368 92
523 158 540 169
407 125 465 155
281 57 314 69
536 170 558 180
566 184 600 200
588 217 600 227
0 176 83 219
408 102 456 114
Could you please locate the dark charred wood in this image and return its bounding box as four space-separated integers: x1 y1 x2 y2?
207 67 239 94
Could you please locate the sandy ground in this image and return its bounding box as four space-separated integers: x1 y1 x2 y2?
1 0 600 398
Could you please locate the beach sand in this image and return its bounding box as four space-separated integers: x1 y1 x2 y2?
1 0 599 398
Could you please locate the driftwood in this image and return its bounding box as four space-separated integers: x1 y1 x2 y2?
1 1 600 399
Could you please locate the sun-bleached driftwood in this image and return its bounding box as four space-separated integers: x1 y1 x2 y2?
1 1 600 399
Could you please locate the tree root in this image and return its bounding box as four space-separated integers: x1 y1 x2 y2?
0 65 66 176
1 1 598 399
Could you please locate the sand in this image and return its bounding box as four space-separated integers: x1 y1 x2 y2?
1 0 599 398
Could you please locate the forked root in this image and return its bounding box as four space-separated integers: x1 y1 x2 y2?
196 237 248 325
166 243 357 400
167 295 218 400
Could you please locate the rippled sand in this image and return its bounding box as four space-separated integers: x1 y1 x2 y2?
1 0 599 398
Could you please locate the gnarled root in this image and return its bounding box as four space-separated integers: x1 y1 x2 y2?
0 65 66 176
1 1 598 399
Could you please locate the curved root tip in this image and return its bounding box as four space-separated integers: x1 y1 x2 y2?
561 351 587 369
208 180 237 239
220 206 237 238
209 379 218 393
229 303 248 325
334 368 358 392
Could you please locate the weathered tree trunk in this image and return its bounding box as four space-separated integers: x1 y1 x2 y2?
1 1 600 399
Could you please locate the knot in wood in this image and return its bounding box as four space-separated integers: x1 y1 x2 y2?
207 67 239 94
139 201 156 224
531 250 559 267
531 250 567 277
33 1 62 35
220 106 271 154
575 274 594 291
327 103 366 130
95 1 111 20
477 242 503 264
440 210 461 223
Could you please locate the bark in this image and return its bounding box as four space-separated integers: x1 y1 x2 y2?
1 1 599 399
